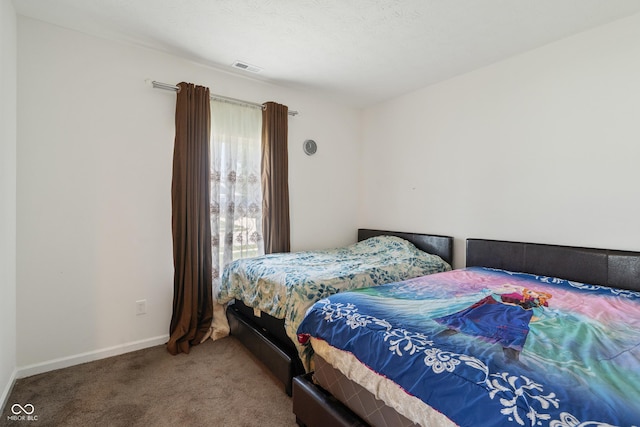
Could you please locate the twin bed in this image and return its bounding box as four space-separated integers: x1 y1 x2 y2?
218 229 454 395
293 239 640 427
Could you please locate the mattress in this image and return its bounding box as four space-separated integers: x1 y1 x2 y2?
313 352 420 427
311 338 454 427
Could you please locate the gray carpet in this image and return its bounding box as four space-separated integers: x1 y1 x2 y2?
2 337 297 427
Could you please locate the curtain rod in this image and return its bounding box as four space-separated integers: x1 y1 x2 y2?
149 80 298 116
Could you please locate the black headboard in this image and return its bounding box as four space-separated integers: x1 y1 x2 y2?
358 229 453 266
466 239 640 292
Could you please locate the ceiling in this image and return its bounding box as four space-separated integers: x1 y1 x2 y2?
14 0 640 108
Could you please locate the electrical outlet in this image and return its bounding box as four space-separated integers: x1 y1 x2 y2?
136 299 147 315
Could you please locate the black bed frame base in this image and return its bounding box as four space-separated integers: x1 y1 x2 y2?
227 304 303 396
293 374 368 427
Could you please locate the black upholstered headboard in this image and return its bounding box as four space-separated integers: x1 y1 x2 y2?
358 229 453 266
466 239 640 292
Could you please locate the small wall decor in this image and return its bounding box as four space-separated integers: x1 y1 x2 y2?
303 139 317 156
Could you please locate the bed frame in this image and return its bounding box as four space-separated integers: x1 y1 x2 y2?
292 238 640 427
226 228 453 396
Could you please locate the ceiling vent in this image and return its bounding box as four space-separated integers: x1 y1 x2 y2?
232 61 262 73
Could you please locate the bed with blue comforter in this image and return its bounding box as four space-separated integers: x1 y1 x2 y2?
297 267 640 427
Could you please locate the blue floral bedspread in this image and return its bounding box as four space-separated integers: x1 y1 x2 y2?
216 235 451 370
297 267 640 427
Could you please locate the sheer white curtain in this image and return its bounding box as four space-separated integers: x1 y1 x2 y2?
210 100 264 282
209 100 263 340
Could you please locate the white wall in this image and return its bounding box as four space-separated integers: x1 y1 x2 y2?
361 13 640 268
0 0 17 410
17 17 360 371
18 7 639 377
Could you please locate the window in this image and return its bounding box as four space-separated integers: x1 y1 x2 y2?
210 100 263 280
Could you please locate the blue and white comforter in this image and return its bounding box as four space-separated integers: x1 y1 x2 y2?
216 235 451 369
298 267 640 427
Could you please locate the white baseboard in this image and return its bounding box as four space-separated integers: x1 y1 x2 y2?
1 367 18 415
16 335 169 379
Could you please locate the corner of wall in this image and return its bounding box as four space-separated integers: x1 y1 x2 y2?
0 368 17 415
0 0 18 416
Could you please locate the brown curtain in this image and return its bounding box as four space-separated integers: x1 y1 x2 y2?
261 102 290 254
167 82 213 355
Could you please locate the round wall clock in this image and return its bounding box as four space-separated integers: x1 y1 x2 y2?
303 139 317 156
